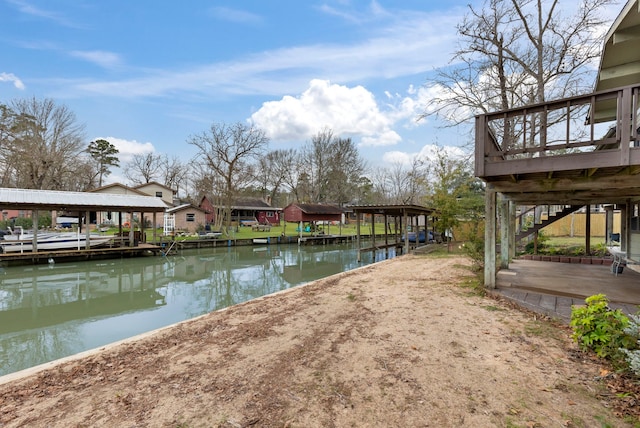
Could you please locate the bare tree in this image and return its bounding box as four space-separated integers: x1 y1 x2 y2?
371 158 429 205
421 0 617 136
8 98 85 190
160 154 188 197
254 148 298 206
124 152 163 185
299 128 367 204
189 122 269 232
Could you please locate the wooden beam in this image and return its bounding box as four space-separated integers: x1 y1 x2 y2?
612 23 640 44
486 173 640 194
600 62 640 82
483 150 624 177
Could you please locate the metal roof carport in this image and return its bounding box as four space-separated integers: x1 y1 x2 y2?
0 188 168 252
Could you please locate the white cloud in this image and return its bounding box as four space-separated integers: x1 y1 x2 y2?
98 137 155 163
69 50 123 69
382 144 468 166
208 7 263 25
0 72 25 90
7 0 80 28
64 8 462 99
250 79 402 147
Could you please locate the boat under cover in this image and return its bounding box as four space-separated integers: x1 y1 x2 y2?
0 227 113 253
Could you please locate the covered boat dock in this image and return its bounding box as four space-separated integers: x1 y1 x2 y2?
349 204 437 261
0 187 168 263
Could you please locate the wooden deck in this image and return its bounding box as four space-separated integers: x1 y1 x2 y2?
475 83 640 205
496 259 640 308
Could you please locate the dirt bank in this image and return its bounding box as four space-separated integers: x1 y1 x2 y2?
0 254 637 427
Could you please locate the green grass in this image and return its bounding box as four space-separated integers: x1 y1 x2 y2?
99 222 403 243
524 235 609 257
545 236 606 247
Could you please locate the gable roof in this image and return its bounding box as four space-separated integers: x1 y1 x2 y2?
287 203 344 215
166 203 206 214
200 195 280 211
90 182 148 196
134 181 175 193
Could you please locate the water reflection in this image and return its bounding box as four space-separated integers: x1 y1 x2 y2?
0 243 394 376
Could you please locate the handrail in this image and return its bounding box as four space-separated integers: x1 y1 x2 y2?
476 83 640 177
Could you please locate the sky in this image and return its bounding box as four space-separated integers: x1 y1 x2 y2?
0 0 623 184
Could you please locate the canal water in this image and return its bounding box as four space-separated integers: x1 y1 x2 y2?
0 243 396 377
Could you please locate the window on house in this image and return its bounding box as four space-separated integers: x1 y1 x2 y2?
156 191 163 198
186 213 195 222
266 212 274 218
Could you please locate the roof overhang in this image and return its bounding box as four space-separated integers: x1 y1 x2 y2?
593 0 640 122
349 204 436 217
0 188 168 212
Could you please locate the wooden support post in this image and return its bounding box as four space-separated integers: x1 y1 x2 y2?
32 209 39 252
384 214 389 258
356 211 361 262
403 209 409 255
509 201 516 260
153 212 157 244
484 187 497 288
621 201 629 253
605 205 614 245
85 210 91 250
585 205 591 256
499 194 509 269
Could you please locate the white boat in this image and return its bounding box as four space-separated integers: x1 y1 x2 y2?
0 226 114 253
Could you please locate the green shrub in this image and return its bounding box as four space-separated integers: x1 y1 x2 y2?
570 294 635 362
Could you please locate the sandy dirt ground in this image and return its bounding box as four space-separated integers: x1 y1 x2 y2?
0 253 638 427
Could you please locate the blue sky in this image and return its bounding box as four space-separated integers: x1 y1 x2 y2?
0 0 622 181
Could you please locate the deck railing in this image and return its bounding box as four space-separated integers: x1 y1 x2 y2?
475 84 640 178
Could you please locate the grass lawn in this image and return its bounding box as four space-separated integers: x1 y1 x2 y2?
103 223 382 243
526 235 610 257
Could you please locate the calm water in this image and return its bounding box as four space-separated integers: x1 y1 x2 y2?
0 243 395 377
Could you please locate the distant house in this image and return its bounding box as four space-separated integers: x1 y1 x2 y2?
134 182 175 206
282 203 343 224
1 209 31 221
165 204 207 234
199 196 281 225
90 183 158 226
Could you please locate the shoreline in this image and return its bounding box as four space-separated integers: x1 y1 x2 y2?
0 254 631 427
0 257 393 386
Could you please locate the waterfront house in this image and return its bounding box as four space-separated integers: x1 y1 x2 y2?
165 204 207 235
134 182 176 206
476 0 640 289
199 196 281 226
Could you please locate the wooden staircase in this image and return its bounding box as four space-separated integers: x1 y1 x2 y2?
516 205 583 242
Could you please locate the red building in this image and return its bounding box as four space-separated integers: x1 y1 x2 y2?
282 203 343 224
199 196 280 225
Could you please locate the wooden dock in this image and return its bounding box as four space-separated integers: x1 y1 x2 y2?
0 243 162 266
297 235 354 245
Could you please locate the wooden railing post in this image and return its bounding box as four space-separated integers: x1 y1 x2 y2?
475 115 486 177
